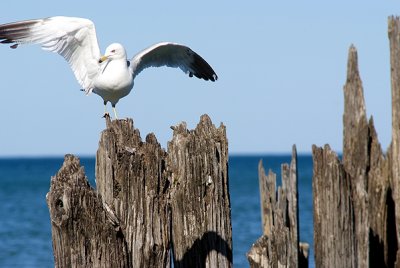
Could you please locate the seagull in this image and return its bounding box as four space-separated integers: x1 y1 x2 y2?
0 16 218 119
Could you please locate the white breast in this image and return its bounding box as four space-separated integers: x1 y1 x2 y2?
93 59 134 105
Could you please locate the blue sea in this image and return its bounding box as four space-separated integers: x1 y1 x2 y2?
0 155 314 267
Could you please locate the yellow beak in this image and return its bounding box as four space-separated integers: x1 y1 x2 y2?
99 55 109 63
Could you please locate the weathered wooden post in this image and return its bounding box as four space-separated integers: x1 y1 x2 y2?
167 115 232 267
95 118 171 267
313 45 369 268
389 15 400 266
46 114 232 268
247 145 309 268
312 16 400 268
46 155 130 267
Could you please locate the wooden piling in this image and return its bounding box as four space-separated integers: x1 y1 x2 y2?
46 155 130 268
167 115 232 267
247 146 309 268
389 15 400 266
47 115 232 268
312 16 400 268
95 118 170 267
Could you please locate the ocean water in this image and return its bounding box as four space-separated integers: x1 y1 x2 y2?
0 155 314 267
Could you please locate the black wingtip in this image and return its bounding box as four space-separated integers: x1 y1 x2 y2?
0 39 18 49
0 19 40 50
190 52 218 82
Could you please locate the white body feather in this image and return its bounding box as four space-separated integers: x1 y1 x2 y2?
94 58 134 105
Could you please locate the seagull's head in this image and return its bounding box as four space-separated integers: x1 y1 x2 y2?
99 43 127 63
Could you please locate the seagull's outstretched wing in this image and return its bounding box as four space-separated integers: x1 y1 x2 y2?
0 16 101 93
130 42 218 82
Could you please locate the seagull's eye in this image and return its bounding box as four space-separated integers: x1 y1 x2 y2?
111 49 116 53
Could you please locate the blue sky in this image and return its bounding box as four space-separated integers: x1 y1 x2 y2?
0 1 398 156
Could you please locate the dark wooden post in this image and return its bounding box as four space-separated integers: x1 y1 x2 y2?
247 145 309 267
47 115 232 268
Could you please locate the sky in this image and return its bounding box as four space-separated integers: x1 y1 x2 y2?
0 1 399 156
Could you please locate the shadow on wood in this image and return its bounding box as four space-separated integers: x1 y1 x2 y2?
174 231 233 268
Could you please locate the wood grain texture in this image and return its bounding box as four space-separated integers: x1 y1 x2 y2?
47 155 130 268
167 114 232 268
96 117 170 268
247 146 308 268
47 115 232 268
312 17 400 267
389 15 400 266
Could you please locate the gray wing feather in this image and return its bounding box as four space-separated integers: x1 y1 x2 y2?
0 16 101 93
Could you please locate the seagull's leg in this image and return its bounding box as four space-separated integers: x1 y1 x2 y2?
112 104 119 119
103 100 110 118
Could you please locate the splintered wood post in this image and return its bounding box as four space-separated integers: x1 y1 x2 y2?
313 45 379 268
312 145 356 268
95 117 170 268
167 114 232 268
313 16 400 267
47 114 232 268
247 145 309 268
342 44 369 267
389 16 400 265
46 155 130 268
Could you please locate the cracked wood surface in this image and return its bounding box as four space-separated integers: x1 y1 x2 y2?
47 115 232 268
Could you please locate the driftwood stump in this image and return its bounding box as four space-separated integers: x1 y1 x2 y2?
167 116 232 267
247 146 309 268
312 16 400 268
47 155 130 268
95 118 170 267
46 114 232 268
